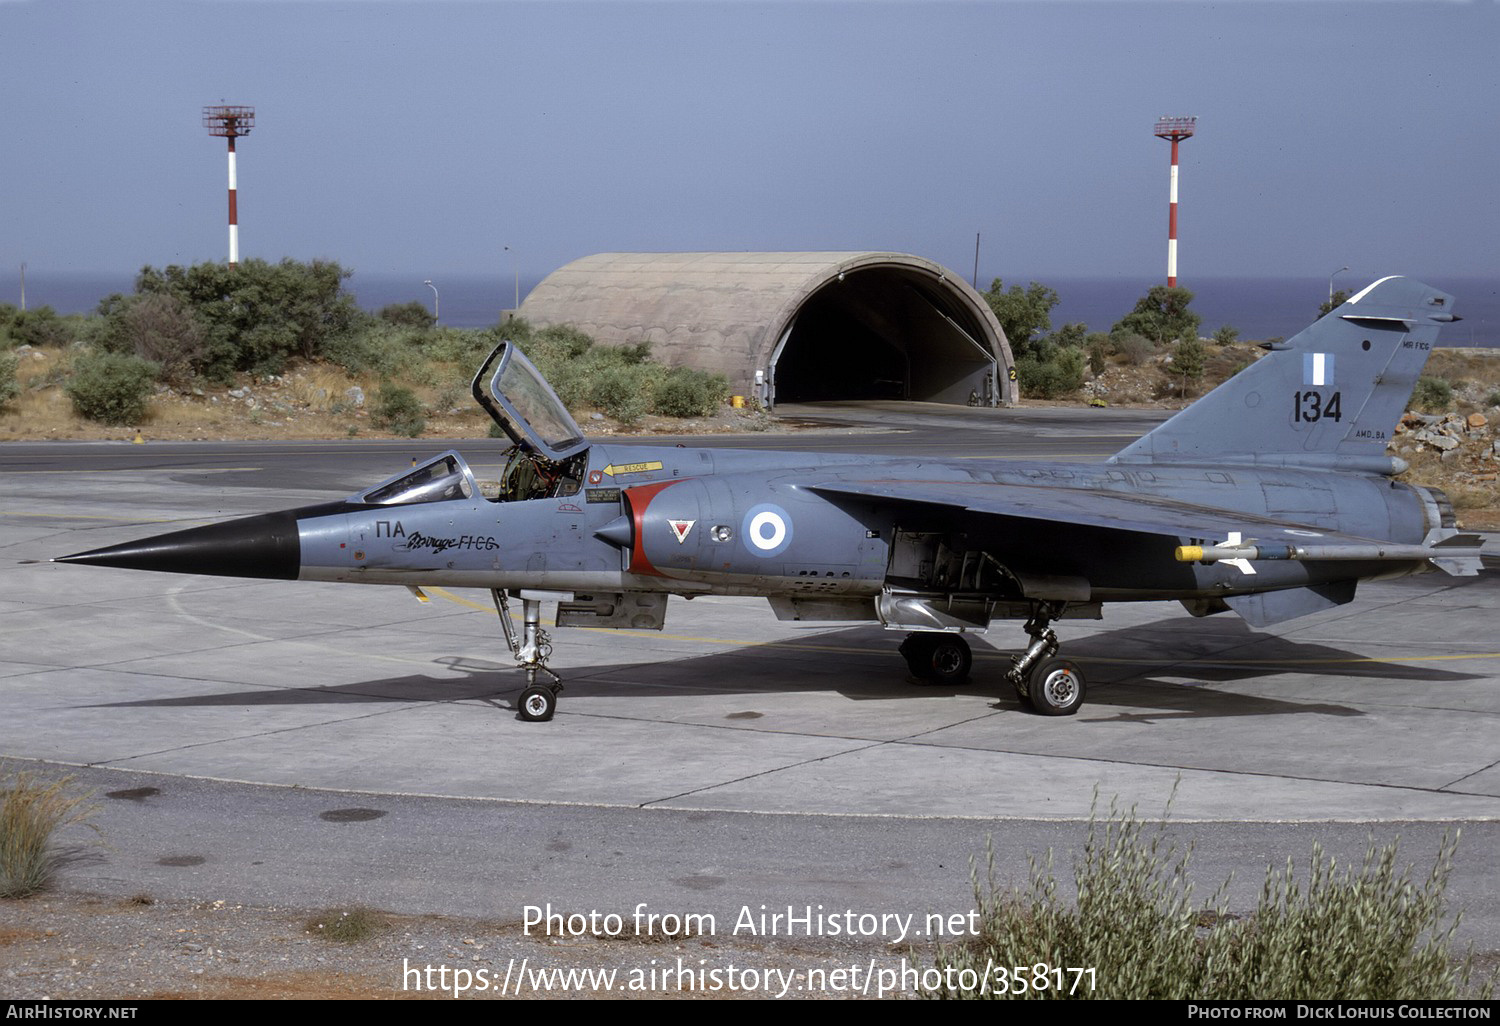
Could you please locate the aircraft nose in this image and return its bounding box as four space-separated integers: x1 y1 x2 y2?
54 510 301 580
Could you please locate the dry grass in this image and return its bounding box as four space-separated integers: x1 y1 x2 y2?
305 906 388 944
1428 348 1500 388
924 794 1492 1000
0 768 99 899
1398 446 1498 510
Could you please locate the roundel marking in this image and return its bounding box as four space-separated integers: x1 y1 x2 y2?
742 503 793 557
750 512 784 549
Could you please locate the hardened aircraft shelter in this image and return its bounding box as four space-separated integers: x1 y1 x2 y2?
518 251 1016 408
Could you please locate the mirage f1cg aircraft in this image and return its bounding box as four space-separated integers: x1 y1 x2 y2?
57 276 1483 721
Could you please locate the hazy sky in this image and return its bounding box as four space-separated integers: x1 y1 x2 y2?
3 0 1497 289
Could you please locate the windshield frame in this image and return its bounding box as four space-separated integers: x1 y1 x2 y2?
355 450 480 506
471 341 589 462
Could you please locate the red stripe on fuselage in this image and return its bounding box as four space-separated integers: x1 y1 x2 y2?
622 479 685 577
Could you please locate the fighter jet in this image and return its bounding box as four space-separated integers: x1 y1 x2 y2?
56 276 1483 720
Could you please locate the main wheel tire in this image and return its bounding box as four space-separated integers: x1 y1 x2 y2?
1027 658 1085 716
900 633 972 685
899 633 939 679
518 685 557 722
926 635 973 685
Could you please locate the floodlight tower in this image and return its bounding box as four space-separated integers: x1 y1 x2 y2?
202 106 255 268
1154 115 1196 287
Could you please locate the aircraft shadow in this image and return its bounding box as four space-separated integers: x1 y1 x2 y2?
86 612 1485 723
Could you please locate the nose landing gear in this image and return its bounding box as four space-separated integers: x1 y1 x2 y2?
492 589 564 721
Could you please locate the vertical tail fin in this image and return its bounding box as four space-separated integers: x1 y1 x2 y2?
1112 277 1458 473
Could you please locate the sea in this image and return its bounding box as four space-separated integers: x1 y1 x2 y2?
7 271 1497 347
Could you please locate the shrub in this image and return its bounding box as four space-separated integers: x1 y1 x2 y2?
654 367 729 417
1113 285 1202 345
1111 332 1156 366
1016 349 1086 399
65 350 159 424
983 280 1060 361
0 349 19 411
1 769 97 898
377 300 435 330
923 794 1489 1000
529 332 653 418
9 307 73 348
321 324 426 380
1170 336 1207 396
1202 834 1484 1000
1085 334 1111 376
93 293 205 385
134 258 366 379
1412 377 1454 413
1048 322 1089 350
372 383 426 437
530 324 598 367
586 363 651 424
425 326 501 367
1213 325 1240 347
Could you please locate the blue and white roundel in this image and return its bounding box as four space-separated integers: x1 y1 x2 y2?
742 503 793 557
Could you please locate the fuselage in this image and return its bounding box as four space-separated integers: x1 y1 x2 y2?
293 442 1443 609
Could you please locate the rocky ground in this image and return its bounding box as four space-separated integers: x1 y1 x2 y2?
0 891 914 1000
1391 410 1500 530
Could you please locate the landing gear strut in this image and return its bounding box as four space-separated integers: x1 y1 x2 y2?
1005 603 1085 716
493 589 563 721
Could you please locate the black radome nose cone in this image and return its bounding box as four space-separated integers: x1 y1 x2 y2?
54 511 301 580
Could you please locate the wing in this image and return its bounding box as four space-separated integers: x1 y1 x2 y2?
812 478 1328 542
807 479 1482 575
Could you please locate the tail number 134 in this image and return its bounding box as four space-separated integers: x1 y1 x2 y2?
1293 390 1342 423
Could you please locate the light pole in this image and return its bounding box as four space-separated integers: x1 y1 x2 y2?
504 246 518 310
1329 266 1349 304
423 279 439 324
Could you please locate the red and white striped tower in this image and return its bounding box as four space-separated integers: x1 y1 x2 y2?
202 106 255 268
1153 116 1196 287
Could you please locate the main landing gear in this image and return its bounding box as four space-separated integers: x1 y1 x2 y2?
492 589 563 721
900 603 1086 715
900 632 973 685
1004 604 1085 716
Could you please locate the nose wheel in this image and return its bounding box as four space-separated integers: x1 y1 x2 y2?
518 684 558 722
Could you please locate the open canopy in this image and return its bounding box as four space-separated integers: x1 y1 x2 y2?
471 342 589 462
